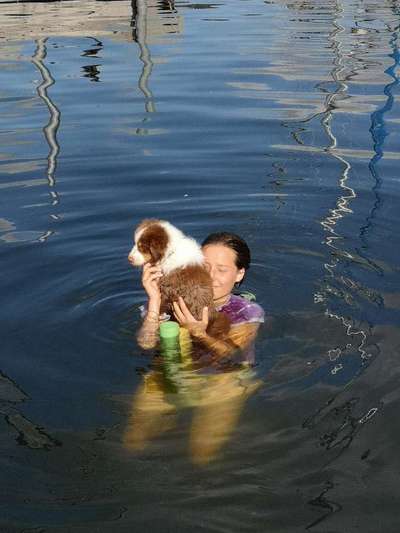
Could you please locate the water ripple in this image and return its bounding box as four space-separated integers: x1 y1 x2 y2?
1 1 400 532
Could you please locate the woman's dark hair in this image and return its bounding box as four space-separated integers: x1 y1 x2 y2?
201 232 251 287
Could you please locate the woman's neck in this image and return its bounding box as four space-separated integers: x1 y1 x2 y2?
213 293 231 307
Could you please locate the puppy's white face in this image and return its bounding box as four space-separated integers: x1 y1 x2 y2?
128 243 145 266
128 220 169 267
128 227 147 266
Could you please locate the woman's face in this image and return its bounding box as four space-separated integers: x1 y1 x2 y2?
202 244 245 302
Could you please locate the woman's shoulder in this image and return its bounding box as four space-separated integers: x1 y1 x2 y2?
219 294 265 325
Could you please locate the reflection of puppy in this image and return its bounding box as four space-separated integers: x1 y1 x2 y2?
128 219 230 335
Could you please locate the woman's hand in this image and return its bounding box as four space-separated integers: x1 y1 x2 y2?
173 296 209 338
142 262 163 310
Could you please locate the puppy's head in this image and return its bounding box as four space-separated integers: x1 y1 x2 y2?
128 219 169 266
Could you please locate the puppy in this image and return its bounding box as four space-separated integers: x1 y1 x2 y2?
128 219 230 336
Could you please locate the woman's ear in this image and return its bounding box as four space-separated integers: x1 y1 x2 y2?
235 268 245 284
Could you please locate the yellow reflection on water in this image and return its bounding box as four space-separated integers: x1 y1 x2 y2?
123 328 262 465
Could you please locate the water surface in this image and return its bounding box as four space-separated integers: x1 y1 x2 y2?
1 0 400 531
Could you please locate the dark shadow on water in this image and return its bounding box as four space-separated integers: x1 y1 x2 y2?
0 371 61 450
82 36 103 82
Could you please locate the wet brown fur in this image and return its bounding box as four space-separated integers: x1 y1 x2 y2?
159 265 230 337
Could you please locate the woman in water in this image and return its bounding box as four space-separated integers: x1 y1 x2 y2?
125 233 264 463
137 231 264 364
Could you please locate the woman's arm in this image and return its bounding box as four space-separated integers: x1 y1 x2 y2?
172 296 260 360
137 310 160 350
136 263 163 350
193 323 260 360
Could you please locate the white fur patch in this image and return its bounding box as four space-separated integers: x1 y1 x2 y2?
158 221 204 274
129 220 204 273
128 245 145 266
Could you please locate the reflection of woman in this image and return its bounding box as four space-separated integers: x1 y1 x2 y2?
137 232 264 364
125 233 264 464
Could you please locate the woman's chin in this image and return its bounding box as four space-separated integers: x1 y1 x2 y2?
213 292 231 304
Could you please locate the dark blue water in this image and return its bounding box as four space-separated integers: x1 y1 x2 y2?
1 0 400 531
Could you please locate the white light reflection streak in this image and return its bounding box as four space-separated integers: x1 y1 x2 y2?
316 1 370 363
31 37 61 228
136 0 156 114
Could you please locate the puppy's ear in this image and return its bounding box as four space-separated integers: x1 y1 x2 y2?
142 224 168 264
149 244 163 263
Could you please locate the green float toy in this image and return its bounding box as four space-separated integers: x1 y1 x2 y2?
159 321 193 393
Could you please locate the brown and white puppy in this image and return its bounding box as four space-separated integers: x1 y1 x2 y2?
128 219 230 336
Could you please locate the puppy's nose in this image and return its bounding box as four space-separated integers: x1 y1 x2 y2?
128 245 136 262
